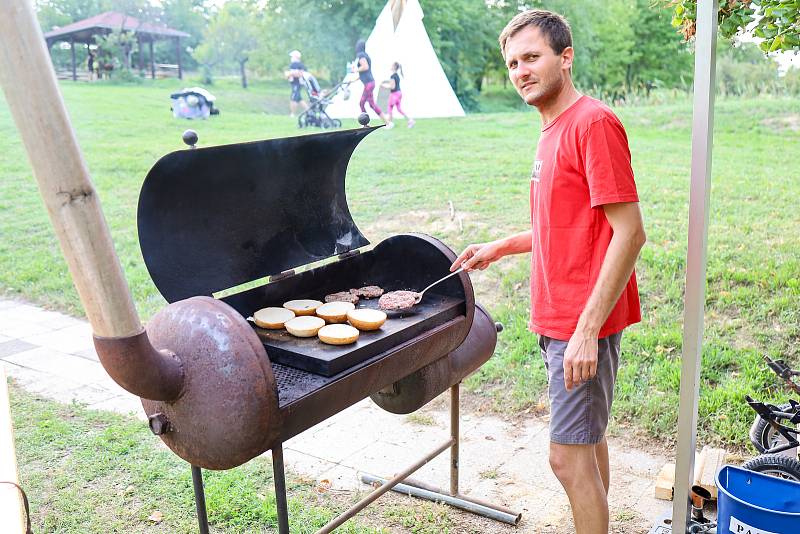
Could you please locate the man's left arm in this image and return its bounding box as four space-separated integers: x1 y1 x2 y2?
563 202 646 391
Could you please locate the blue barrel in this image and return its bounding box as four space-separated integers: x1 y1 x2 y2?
716 465 800 533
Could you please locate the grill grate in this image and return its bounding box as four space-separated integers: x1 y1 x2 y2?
272 363 329 406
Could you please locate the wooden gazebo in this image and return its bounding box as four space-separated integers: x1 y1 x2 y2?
44 11 190 81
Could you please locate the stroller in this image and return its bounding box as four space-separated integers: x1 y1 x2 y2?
171 87 220 120
297 72 355 129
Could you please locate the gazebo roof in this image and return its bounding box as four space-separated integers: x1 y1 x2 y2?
45 11 190 44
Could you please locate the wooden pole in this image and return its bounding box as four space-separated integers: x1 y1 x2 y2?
176 37 182 80
0 0 143 338
0 368 26 534
149 39 155 79
70 36 76 81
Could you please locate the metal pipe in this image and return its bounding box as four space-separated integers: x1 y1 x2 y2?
94 330 184 401
450 383 459 496
360 473 521 525
272 444 290 534
673 0 719 531
317 438 455 533
399 477 522 518
191 466 209 534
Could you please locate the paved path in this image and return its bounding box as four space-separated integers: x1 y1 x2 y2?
0 297 671 532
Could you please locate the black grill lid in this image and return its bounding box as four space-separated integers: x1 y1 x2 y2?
138 127 378 303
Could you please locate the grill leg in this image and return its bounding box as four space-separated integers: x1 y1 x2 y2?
450 382 460 496
272 443 290 534
191 465 210 534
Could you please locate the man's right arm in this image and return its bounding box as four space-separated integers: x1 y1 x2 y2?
450 230 532 272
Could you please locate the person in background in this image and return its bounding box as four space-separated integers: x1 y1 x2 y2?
87 47 95 81
285 50 309 117
381 62 414 128
353 39 391 127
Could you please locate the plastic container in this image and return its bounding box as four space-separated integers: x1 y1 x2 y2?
716 464 800 534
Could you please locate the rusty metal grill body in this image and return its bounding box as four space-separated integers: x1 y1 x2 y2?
132 125 513 532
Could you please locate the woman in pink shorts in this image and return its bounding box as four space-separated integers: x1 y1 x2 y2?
381 62 415 128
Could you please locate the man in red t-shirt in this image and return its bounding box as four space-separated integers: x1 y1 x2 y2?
452 10 646 534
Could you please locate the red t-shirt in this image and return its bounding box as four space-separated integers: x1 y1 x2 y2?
529 95 641 340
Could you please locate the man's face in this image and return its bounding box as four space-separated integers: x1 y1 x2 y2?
504 26 573 107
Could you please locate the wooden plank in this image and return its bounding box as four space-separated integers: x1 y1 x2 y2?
655 462 675 501
0 368 26 534
696 446 727 500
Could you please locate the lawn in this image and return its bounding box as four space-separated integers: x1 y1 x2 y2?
1 76 799 456
11 383 482 533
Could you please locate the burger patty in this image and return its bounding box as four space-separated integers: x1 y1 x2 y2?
324 291 360 304
351 285 384 299
378 290 419 311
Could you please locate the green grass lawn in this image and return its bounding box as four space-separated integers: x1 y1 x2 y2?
1 77 799 456
12 383 485 533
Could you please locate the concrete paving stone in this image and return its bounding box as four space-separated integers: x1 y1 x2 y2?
2 346 112 387
0 299 21 311
71 347 100 362
0 304 83 332
0 339 39 358
314 463 363 490
280 447 340 478
0 317 54 338
21 323 94 355
0 334 12 344
87 395 144 419
3 361 84 403
339 438 453 486
288 425 379 464
66 383 119 406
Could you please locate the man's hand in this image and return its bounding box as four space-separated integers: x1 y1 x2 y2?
450 241 505 272
563 330 599 391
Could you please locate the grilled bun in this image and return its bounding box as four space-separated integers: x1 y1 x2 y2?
347 308 387 331
315 301 356 323
283 299 323 316
318 324 360 345
253 307 295 329
285 316 325 337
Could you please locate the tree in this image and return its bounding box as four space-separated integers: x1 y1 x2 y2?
195 1 259 88
667 0 800 53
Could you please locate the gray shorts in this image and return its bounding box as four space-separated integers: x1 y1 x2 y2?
539 332 622 445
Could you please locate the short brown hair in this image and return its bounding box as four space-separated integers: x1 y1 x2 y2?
499 9 572 58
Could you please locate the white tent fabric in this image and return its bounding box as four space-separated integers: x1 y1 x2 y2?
326 0 465 120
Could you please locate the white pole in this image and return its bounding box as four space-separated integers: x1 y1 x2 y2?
672 0 718 530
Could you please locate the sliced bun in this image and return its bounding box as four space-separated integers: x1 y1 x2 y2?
253 307 295 329
318 324 360 345
316 301 356 323
347 308 387 331
283 299 323 316
285 316 326 337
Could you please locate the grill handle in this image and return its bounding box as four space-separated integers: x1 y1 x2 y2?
0 0 185 401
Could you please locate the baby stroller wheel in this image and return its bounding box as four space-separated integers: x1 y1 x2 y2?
321 117 335 129
298 114 308 129
743 454 800 481
750 402 796 453
332 119 342 128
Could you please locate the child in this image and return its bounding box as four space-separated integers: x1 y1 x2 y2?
381 62 415 128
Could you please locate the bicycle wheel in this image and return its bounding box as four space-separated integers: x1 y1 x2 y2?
742 454 800 481
749 402 795 453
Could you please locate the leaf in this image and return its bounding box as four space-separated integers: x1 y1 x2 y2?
148 511 164 523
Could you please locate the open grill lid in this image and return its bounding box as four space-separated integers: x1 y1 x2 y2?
138 127 378 303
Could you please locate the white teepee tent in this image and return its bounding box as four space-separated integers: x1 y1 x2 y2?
326 0 465 120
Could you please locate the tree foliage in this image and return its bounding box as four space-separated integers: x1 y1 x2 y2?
195 1 260 88
668 0 800 52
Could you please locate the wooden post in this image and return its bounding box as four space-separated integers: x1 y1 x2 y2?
137 34 144 73
176 37 182 79
149 39 155 79
70 36 76 81
0 0 143 338
0 368 26 534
